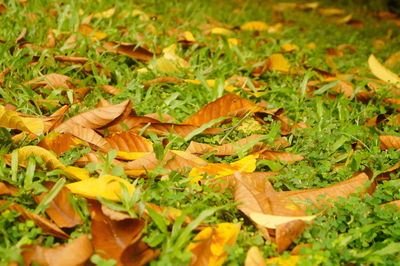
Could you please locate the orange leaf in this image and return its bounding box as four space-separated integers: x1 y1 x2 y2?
34 182 82 228
24 73 76 90
0 182 17 196
245 246 266 266
380 135 400 150
105 131 153 152
89 201 156 264
38 132 87 155
23 235 93 266
258 151 304 164
183 94 262 126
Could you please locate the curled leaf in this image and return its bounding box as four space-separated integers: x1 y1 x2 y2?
0 105 44 135
368 54 400 87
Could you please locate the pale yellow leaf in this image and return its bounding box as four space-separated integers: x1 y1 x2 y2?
210 27 234 36
249 212 315 229
368 54 400 87
265 255 300 266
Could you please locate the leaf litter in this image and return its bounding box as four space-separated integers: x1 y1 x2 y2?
1 0 400 265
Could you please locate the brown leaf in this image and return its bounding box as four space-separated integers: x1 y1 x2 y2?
0 182 18 196
0 4 7 13
100 85 122 95
105 131 153 152
183 94 262 126
275 220 307 253
143 77 181 88
258 151 304 164
120 241 160 266
44 29 56 48
63 126 112 151
384 200 400 209
106 116 160 132
78 24 107 41
90 201 148 263
131 122 221 137
23 235 92 266
380 135 400 150
55 100 131 132
102 41 154 62
34 182 82 228
54 55 109 77
0 200 69 239
125 150 207 173
186 135 265 156
24 73 76 90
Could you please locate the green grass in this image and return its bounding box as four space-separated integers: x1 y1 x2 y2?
1 0 400 265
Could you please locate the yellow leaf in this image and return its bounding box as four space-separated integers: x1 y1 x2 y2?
78 24 107 41
189 155 257 183
66 175 135 202
265 255 300 266
131 9 150 21
237 118 264 133
156 44 190 73
64 166 90 180
268 53 291 73
245 246 266 266
183 31 195 42
280 43 299 53
16 146 65 170
93 8 115 18
368 54 400 87
249 212 315 229
241 21 269 31
0 106 44 135
228 38 239 47
116 151 150 161
210 27 234 36
187 223 240 266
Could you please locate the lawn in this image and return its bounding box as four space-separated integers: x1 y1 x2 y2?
1 0 400 265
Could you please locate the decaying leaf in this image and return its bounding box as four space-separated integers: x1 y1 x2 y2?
187 223 240 266
380 135 400 150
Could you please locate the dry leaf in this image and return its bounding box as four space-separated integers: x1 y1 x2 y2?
186 135 265 156
0 182 18 196
156 44 190 73
78 24 107 41
265 255 301 266
187 223 240 266
23 235 92 266
102 41 154 62
105 131 153 152
55 100 131 132
258 151 304 163
380 135 400 150
368 54 400 87
143 77 181 88
189 155 257 183
241 21 269 31
183 94 262 126
0 200 69 239
38 132 87 155
24 73 75 90
245 246 266 266
66 175 135 202
34 182 82 228
0 105 44 135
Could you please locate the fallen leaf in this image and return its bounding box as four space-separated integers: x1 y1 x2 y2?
245 246 266 266
156 44 190 73
0 182 18 196
368 54 400 87
78 24 107 41
89 201 155 264
280 43 298 53
183 94 262 126
380 135 400 150
0 200 69 239
187 223 240 266
24 73 76 90
105 131 153 152
102 41 154 62
265 255 301 266
268 53 291 73
258 151 304 163
210 27 234 36
186 135 265 156
241 21 269 31
93 7 115 18
143 77 181 88
66 175 135 202
55 100 131 132
34 182 82 228
38 132 87 155
23 235 92 266
0 105 44 135
189 155 257 183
